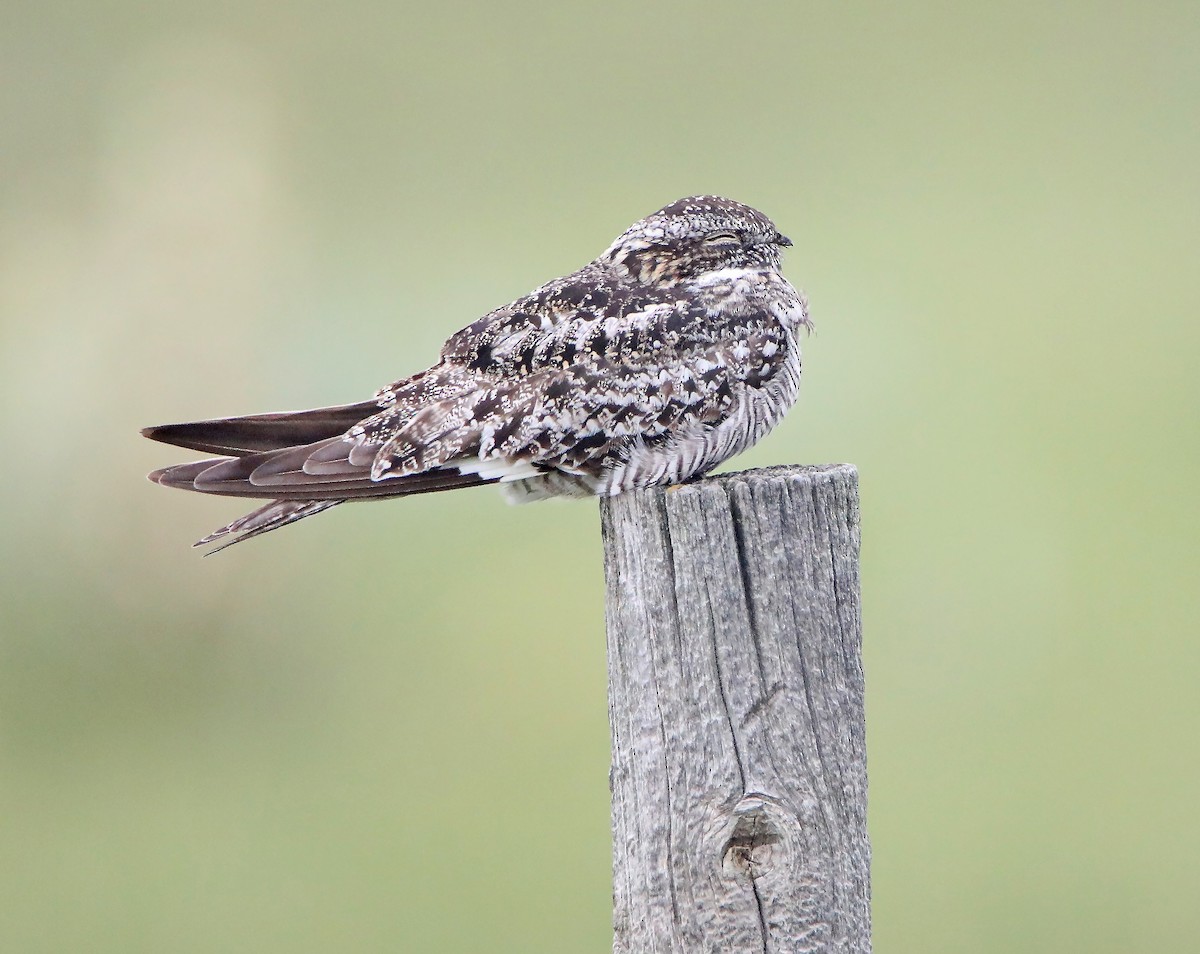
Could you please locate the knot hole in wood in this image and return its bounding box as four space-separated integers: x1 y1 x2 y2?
717 793 795 881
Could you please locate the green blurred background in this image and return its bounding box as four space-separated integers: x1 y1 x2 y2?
2 1 1197 951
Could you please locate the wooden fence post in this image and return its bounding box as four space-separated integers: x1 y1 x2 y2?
600 463 870 953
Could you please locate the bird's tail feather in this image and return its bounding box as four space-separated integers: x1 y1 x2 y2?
141 401 380 456
145 406 498 552
196 500 342 555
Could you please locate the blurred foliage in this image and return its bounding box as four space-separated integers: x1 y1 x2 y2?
2 1 1198 951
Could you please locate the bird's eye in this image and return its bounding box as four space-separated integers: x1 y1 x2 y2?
703 231 740 245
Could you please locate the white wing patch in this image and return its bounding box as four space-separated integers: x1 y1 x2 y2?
450 456 542 482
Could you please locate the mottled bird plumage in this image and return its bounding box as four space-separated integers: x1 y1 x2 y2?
144 196 811 551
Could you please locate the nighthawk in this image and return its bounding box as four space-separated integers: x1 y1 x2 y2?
144 196 811 551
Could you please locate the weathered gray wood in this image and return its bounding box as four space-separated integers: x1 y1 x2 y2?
600 463 869 954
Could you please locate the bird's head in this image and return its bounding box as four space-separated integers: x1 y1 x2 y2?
600 196 792 284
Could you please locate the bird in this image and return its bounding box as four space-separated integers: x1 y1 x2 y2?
143 195 811 552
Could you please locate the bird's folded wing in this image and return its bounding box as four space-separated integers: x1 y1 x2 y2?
366 328 783 479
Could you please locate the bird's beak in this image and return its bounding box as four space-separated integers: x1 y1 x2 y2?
775 233 793 247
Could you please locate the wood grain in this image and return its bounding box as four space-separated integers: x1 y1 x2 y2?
601 464 869 953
